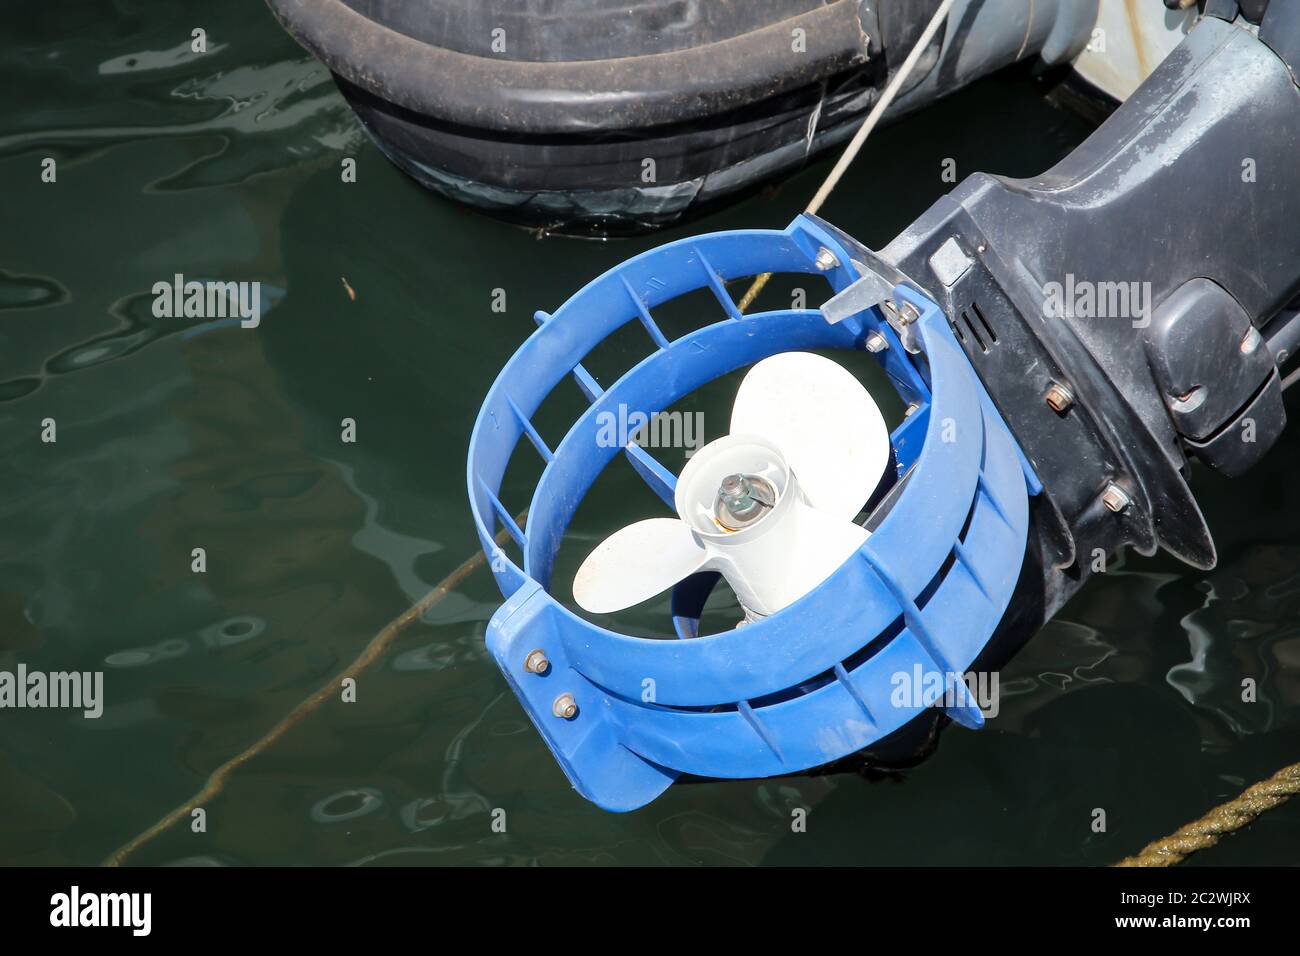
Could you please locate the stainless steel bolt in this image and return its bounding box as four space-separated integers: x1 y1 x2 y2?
898 301 921 325
814 247 840 271
865 331 889 353
904 402 920 417
552 693 578 719
1101 482 1131 514
1044 382 1074 413
524 649 549 674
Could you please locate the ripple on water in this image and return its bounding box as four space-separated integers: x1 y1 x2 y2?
310 787 384 824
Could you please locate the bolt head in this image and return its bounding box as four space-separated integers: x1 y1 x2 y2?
898 302 921 324
552 693 578 720
524 649 549 674
865 331 889 353
814 247 840 271
1101 482 1131 514
1044 382 1074 413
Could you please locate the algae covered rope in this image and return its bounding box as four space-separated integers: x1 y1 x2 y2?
1114 760 1300 867
104 513 525 867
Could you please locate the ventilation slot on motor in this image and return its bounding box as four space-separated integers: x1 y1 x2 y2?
958 302 997 354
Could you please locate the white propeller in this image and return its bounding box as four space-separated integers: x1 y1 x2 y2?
572 351 891 620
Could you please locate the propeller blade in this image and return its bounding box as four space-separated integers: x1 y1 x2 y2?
730 352 890 519
573 518 709 614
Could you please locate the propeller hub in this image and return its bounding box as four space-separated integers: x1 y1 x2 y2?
715 473 776 530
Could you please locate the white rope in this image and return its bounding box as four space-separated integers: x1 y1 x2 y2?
739 0 957 311
804 0 958 216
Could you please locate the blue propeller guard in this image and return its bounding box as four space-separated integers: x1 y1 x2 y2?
467 215 1035 810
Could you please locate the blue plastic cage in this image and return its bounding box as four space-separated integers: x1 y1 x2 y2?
467 215 1035 810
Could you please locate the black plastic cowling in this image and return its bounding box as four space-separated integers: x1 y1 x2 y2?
874 15 1300 606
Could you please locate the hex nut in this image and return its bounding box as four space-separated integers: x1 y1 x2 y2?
1101 482 1131 513
1044 382 1074 413
814 247 840 271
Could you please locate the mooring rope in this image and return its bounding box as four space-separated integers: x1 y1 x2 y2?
104 515 523 866
1113 760 1300 867
737 0 958 312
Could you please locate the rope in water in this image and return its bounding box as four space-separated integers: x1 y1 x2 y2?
104 516 523 867
1113 760 1300 867
736 0 958 313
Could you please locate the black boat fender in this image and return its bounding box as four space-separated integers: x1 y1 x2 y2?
266 0 1098 234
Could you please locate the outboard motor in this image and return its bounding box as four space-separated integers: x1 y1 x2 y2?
467 5 1300 810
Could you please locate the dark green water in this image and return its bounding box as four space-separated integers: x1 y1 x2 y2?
1 3 1297 866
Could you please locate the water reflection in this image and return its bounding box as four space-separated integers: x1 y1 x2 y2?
1169 545 1300 735
104 616 265 669
310 787 384 824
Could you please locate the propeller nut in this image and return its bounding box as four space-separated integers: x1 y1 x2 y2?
552 693 578 720
715 473 776 530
